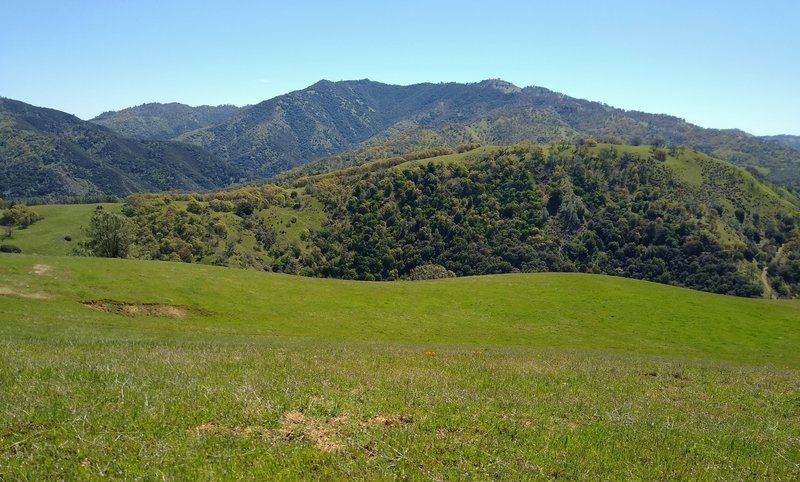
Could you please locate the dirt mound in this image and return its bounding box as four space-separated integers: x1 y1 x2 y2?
82 300 187 318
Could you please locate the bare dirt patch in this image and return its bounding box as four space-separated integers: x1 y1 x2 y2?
279 411 347 452
367 414 413 428
32 264 53 276
82 300 187 318
0 286 52 300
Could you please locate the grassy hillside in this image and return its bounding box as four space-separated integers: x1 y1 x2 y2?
0 203 121 255
0 254 798 479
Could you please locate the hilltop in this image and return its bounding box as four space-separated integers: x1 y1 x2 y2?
0 98 241 198
91 102 243 140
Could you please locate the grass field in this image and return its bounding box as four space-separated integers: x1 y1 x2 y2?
0 203 121 256
1 254 799 479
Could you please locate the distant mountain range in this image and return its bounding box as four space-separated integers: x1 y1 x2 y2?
174 79 800 191
91 103 243 140
761 135 800 153
0 98 241 198
2 79 800 198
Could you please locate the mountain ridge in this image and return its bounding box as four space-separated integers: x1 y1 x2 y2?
0 98 241 198
90 102 243 140
171 79 800 191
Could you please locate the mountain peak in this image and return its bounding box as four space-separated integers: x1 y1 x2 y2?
478 79 522 93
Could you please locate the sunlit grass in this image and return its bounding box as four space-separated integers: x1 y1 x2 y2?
0 254 798 479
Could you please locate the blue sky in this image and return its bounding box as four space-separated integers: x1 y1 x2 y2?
2 0 798 135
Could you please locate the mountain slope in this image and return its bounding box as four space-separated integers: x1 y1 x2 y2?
0 98 241 198
177 79 524 177
264 80 800 191
762 134 800 152
91 102 243 140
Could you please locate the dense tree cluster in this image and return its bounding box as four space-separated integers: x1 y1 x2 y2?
0 203 43 228
99 145 799 298
300 146 795 296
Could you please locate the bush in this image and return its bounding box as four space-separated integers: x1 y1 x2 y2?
0 244 21 253
0 204 43 228
408 264 456 280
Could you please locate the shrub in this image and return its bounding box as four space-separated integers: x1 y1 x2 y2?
0 244 21 253
408 264 456 280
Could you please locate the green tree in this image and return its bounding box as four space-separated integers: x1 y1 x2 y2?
84 209 134 258
0 204 42 228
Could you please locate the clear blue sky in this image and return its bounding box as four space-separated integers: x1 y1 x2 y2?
2 0 798 135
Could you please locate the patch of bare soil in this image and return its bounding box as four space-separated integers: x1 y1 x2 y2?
279 411 348 452
367 414 413 428
32 264 53 275
82 300 187 318
0 286 52 300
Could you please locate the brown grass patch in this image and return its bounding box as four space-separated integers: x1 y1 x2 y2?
82 300 187 318
279 411 347 452
191 422 270 437
367 414 413 428
0 286 52 300
32 264 52 275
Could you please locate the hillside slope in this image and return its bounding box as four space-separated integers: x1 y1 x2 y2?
174 79 800 191
0 98 241 198
11 144 797 297
762 134 800 152
177 79 522 177
91 102 243 140
2 254 798 479
2 254 799 364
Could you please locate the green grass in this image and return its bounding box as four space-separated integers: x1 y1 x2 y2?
1 254 799 479
257 195 326 251
0 203 121 256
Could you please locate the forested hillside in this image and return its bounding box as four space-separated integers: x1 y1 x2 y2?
4 80 800 199
0 98 241 198
91 103 243 140
173 79 800 191
57 144 798 298
298 145 799 297
762 134 800 152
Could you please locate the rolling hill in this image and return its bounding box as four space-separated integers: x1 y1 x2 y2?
5 144 799 298
0 98 242 198
0 254 798 479
91 102 243 140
